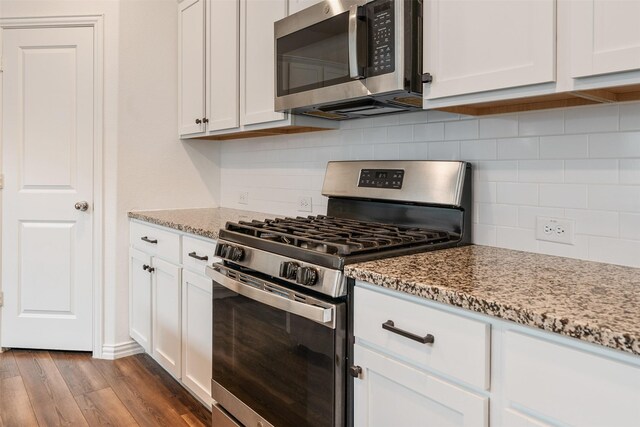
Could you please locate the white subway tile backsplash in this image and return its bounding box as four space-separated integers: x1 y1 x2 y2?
428 141 460 160
221 102 640 268
477 203 518 227
539 184 588 208
497 137 539 160
564 104 619 134
445 119 479 140
496 182 538 206
479 115 518 138
518 160 564 183
460 139 497 160
565 159 618 184
620 159 640 184
518 110 564 136
413 123 445 141
539 135 589 159
589 132 640 158
588 185 640 212
619 102 640 131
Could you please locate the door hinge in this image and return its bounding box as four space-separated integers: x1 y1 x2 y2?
0 291 4 307
0 174 4 189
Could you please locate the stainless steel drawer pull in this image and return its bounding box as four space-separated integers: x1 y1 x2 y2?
141 236 158 244
382 320 435 344
188 251 209 261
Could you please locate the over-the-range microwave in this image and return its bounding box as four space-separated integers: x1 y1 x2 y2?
274 0 426 120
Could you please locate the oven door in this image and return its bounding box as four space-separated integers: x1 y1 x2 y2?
209 265 346 427
274 0 370 111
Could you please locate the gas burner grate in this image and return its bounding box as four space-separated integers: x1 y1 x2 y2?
225 215 451 256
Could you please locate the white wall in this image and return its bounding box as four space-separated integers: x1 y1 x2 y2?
220 102 640 268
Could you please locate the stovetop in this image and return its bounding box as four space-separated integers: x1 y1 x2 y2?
226 215 452 256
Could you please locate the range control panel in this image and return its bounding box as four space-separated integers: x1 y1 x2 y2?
358 169 405 189
367 0 395 77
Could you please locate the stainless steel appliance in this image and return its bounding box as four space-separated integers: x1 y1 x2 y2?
207 160 472 427
274 0 425 120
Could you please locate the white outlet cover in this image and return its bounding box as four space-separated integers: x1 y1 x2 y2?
298 196 312 212
238 191 249 205
536 216 574 245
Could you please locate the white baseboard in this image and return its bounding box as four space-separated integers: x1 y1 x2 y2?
100 340 144 360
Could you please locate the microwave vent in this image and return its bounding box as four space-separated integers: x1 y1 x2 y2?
390 96 423 108
302 110 347 120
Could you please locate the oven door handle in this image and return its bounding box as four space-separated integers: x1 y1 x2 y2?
208 267 336 329
348 4 365 79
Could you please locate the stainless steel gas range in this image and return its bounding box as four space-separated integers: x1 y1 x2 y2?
206 160 472 427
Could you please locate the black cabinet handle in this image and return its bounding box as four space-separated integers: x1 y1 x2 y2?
188 251 209 261
382 320 434 344
202 118 209 124
349 365 362 378
148 267 155 273
143 264 150 271
141 236 158 244
421 73 433 84
195 118 202 124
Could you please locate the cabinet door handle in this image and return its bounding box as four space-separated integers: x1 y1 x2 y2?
188 251 209 261
349 365 362 378
195 118 202 124
141 236 158 244
382 320 434 344
148 267 155 273
202 118 209 124
143 264 150 271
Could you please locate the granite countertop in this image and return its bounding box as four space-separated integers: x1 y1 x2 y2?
128 207 279 240
345 245 640 356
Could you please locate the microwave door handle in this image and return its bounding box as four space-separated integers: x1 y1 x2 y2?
208 267 336 329
348 5 365 79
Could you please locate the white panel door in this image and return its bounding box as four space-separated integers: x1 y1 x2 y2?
181 270 212 405
1 26 94 351
424 0 556 99
152 258 182 378
570 0 640 78
208 0 240 132
241 0 287 125
353 344 489 427
179 0 206 136
129 247 152 353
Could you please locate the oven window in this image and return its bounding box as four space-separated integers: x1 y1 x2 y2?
213 283 344 427
277 12 352 97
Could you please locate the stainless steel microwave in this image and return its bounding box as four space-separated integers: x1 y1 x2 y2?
274 0 425 120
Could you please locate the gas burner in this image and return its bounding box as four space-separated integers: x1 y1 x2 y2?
225 215 451 256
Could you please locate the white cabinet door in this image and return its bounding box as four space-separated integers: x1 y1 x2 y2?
179 0 206 136
423 0 556 100
353 344 488 427
241 0 287 125
288 0 322 15
208 0 240 132
570 0 640 78
130 247 152 353
181 270 213 405
152 258 182 378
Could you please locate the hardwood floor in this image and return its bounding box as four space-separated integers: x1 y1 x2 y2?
0 350 211 427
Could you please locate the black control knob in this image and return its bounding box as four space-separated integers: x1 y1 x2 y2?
279 261 300 280
296 266 318 286
218 244 244 262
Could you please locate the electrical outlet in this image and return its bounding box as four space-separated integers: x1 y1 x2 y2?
536 216 574 245
238 191 249 205
298 196 312 212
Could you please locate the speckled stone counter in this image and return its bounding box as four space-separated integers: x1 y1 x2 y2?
128 207 278 240
345 245 640 356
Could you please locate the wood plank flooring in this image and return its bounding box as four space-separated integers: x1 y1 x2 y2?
0 350 211 427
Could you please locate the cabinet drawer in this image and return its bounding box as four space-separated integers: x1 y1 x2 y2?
354 285 490 390
130 221 180 264
182 235 221 275
504 331 640 426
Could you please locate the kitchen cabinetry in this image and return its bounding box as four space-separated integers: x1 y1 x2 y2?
353 282 640 427
129 219 217 406
178 0 336 140
423 0 556 100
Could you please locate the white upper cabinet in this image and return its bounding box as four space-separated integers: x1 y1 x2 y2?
288 0 322 15
179 0 206 136
241 0 287 126
424 0 556 100
570 0 640 78
208 0 240 131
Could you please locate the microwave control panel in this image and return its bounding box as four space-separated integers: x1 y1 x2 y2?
358 169 404 189
367 0 395 77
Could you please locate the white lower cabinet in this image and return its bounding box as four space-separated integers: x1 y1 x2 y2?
151 258 182 378
353 344 489 427
181 270 213 405
129 219 215 406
